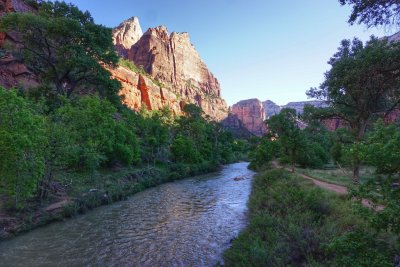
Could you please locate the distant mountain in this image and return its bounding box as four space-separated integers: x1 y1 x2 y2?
387 31 400 42
262 100 281 118
283 100 328 114
262 100 328 118
230 99 267 136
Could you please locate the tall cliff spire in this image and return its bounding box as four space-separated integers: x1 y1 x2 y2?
112 16 143 58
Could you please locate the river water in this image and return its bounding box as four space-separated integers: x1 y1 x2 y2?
0 162 254 267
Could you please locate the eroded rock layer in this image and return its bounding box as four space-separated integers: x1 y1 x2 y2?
112 19 228 121
112 17 143 59
0 0 38 88
231 99 266 136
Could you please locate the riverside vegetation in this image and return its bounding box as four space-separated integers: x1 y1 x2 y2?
224 1 400 266
0 1 247 238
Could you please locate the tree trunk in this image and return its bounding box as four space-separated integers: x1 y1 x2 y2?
352 164 360 185
352 120 367 184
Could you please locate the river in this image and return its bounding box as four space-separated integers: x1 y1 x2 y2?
0 162 254 267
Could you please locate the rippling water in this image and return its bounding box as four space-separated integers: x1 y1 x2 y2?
0 162 254 267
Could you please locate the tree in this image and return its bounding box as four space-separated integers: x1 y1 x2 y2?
0 88 46 209
0 1 120 102
55 96 139 173
132 108 172 166
353 121 400 241
248 138 279 169
267 108 304 171
339 0 400 28
361 120 400 175
307 37 400 183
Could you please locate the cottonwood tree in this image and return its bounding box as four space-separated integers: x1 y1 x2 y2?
307 37 400 183
340 0 400 28
0 1 120 102
0 88 46 209
267 108 304 171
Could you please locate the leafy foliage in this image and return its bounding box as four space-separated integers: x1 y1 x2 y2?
255 108 332 170
307 37 400 182
0 88 46 209
55 96 140 171
224 169 396 266
350 121 400 244
339 0 400 27
0 1 121 103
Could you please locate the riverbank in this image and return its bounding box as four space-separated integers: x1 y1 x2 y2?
0 162 253 266
0 161 222 241
223 168 399 266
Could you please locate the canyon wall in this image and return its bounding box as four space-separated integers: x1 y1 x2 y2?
230 99 266 136
0 0 38 89
112 18 228 121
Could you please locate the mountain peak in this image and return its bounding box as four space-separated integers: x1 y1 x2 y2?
112 16 143 58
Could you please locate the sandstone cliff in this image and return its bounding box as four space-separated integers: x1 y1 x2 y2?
230 99 266 136
112 19 228 121
262 99 328 118
112 17 143 59
262 100 281 118
0 0 38 88
283 100 328 114
221 113 254 138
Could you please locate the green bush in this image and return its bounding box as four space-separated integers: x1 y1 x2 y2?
224 169 397 266
0 88 47 209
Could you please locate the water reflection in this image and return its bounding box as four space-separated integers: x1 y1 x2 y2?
0 162 253 267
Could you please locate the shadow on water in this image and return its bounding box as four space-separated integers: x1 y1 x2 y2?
0 162 254 267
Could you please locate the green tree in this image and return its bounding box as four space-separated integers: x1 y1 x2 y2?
55 96 139 173
171 134 201 164
362 121 400 175
339 0 400 27
0 1 120 102
133 108 172 166
353 121 400 242
267 108 304 171
307 37 400 183
248 138 278 169
0 88 46 209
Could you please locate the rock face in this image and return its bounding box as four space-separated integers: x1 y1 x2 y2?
0 0 38 89
385 109 400 123
283 100 328 114
263 100 281 118
262 100 328 118
112 19 228 121
387 31 400 42
221 113 254 139
112 17 143 59
231 99 266 136
112 65 183 115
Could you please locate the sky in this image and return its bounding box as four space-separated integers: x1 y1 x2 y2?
65 0 393 106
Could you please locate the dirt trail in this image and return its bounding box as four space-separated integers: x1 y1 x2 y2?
271 162 384 211
296 172 348 194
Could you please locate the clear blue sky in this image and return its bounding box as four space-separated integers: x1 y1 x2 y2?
66 0 391 106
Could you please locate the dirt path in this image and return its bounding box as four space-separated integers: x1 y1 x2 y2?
296 172 348 194
271 162 384 211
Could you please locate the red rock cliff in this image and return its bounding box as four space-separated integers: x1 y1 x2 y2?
112 17 142 60
0 0 38 88
112 18 228 121
231 99 267 136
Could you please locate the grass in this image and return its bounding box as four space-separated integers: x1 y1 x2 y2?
223 168 398 267
296 165 376 187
